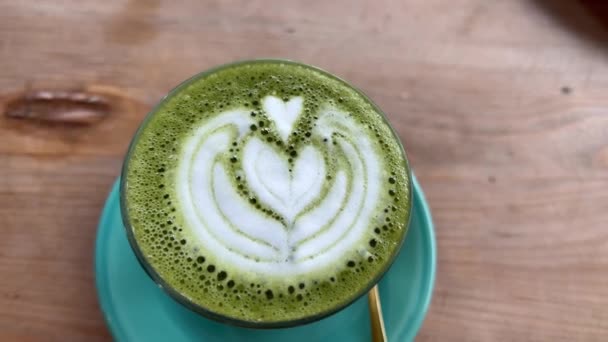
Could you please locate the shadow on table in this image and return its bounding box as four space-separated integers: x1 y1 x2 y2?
533 0 608 51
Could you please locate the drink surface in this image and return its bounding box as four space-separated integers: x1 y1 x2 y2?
123 61 411 325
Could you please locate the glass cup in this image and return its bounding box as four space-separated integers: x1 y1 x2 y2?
120 59 413 328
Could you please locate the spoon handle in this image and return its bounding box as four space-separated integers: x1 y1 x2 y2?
368 285 387 342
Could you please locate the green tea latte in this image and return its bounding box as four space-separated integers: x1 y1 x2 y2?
122 60 411 326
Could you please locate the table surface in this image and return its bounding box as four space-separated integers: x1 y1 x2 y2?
1 1 607 341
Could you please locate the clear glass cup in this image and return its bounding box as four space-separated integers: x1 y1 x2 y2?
120 59 413 328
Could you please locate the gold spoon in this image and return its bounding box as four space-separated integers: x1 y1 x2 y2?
368 285 387 342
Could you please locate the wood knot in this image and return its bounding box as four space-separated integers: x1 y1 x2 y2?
3 89 111 125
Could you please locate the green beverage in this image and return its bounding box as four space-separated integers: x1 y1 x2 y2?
121 60 412 327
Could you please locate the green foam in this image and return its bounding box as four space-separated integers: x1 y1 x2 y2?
122 60 411 325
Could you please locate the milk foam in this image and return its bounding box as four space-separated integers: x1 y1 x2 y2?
176 96 381 276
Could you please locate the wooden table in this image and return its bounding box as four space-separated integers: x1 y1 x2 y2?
1 1 607 341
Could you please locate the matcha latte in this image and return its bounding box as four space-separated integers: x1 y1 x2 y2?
121 60 412 327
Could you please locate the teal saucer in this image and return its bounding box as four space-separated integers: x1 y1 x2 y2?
95 174 435 342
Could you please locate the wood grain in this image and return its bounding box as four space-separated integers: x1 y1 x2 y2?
1 0 607 341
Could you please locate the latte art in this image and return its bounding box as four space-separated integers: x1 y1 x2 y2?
123 61 411 325
178 96 380 275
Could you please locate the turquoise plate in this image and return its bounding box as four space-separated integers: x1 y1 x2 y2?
95 174 435 341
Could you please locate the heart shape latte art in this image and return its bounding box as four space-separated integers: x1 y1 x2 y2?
242 138 325 225
177 96 381 276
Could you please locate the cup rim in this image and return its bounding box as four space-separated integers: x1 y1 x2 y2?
119 59 413 328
